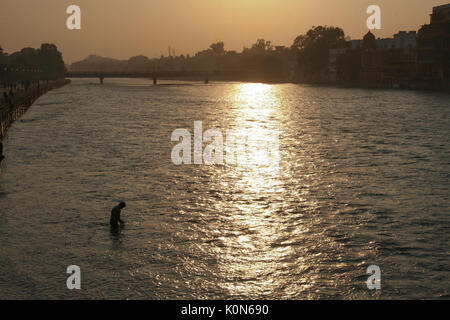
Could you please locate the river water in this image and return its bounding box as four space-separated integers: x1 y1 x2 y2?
0 78 448 299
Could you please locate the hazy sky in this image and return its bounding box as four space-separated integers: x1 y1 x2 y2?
0 0 447 63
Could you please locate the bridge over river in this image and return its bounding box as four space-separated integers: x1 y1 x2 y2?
66 71 212 84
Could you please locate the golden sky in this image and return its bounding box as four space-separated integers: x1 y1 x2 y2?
0 0 447 63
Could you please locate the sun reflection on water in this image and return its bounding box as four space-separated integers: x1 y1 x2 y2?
209 83 311 298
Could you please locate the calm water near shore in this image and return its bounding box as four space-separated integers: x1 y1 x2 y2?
0 78 448 299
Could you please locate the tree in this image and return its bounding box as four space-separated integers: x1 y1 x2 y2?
244 39 273 56
293 26 345 50
128 55 150 71
292 26 346 82
209 42 225 55
336 49 361 84
38 43 66 79
9 47 39 68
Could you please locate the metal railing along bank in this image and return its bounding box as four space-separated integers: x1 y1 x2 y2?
0 79 70 139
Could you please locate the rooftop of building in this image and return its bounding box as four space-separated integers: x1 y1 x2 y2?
396 31 417 35
433 3 450 12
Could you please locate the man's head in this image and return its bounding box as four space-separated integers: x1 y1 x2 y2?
119 202 126 209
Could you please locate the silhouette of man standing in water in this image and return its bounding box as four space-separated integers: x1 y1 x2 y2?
110 202 126 229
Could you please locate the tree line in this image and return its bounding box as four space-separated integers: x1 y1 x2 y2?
71 26 348 83
0 43 66 84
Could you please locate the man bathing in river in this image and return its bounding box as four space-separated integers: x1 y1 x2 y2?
110 202 126 228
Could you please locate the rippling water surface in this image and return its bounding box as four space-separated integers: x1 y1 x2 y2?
0 78 449 299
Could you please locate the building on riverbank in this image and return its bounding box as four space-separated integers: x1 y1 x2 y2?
359 31 417 88
328 4 450 91
416 4 450 90
329 30 417 88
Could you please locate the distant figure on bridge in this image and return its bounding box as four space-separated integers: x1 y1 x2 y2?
110 202 127 230
0 141 4 163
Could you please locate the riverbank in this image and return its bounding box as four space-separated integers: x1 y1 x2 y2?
0 79 70 139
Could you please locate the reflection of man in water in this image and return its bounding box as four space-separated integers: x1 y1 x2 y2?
110 202 126 228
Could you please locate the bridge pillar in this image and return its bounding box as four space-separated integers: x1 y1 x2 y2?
99 77 104 84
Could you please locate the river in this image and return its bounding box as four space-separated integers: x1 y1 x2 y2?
0 78 448 299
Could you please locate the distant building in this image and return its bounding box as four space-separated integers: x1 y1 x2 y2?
376 38 395 50
360 31 381 86
329 30 417 88
376 31 417 50
328 48 347 83
327 4 449 90
417 4 450 89
393 31 417 49
430 3 450 24
350 40 363 50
